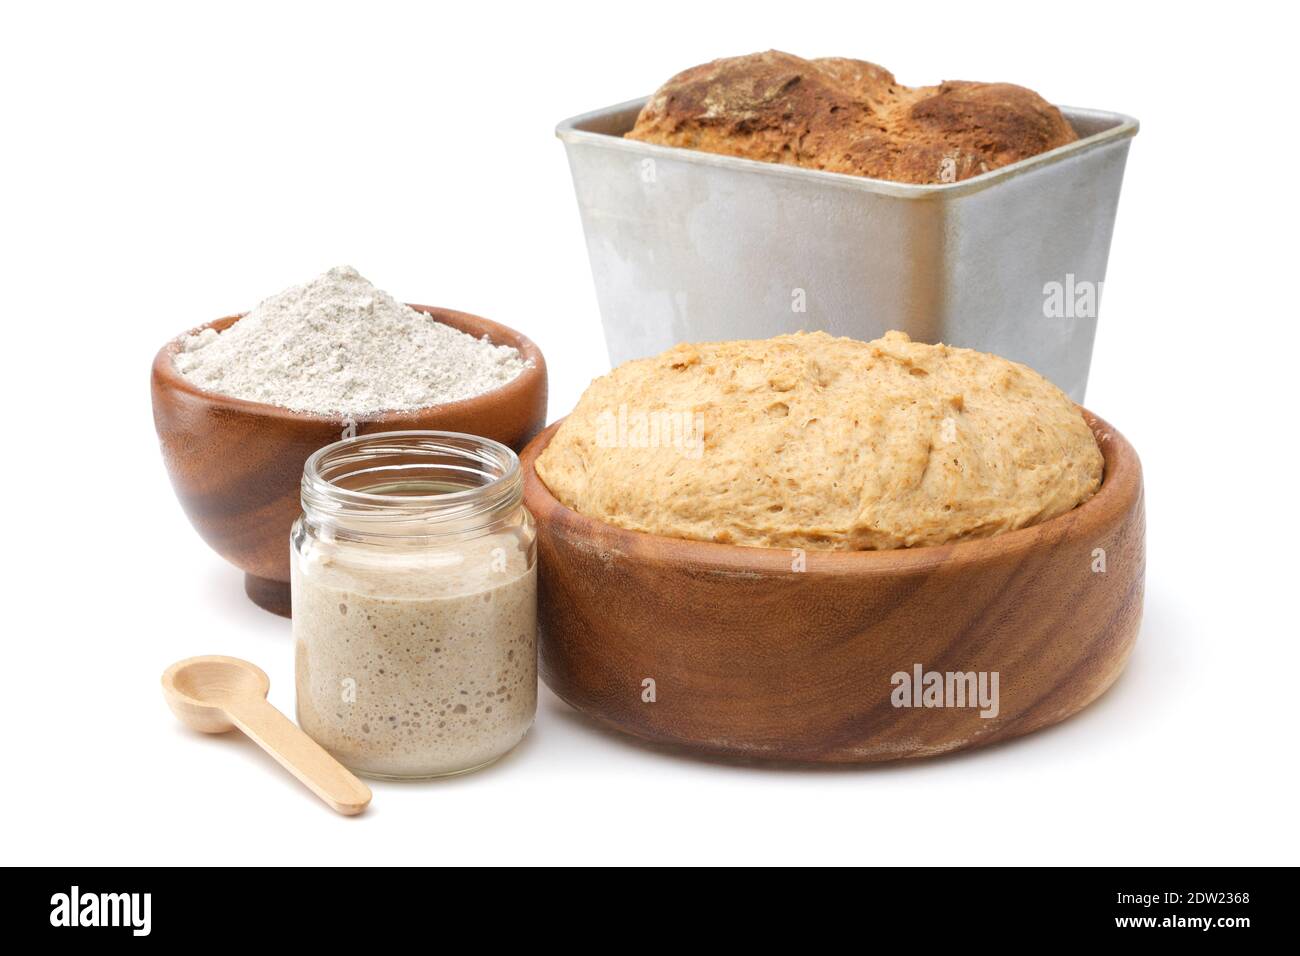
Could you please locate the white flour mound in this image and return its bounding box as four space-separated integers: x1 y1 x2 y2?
174 266 528 416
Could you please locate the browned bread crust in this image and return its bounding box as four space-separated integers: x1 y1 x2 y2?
626 51 1078 184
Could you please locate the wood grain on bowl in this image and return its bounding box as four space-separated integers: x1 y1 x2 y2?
152 306 547 617
520 411 1144 763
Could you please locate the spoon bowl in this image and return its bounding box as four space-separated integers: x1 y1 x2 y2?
162 655 270 733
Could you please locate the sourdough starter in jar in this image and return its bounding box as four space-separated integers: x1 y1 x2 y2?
292 432 537 779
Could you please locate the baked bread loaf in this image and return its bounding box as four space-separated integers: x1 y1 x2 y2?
535 331 1102 550
626 51 1078 184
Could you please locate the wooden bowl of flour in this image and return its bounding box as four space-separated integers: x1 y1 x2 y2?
520 411 1144 763
152 306 547 616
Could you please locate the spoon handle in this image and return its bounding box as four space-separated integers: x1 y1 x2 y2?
226 696 372 815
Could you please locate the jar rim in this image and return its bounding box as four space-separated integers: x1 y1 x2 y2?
301 430 522 530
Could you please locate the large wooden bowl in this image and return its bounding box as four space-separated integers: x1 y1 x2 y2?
520 411 1144 763
152 305 547 616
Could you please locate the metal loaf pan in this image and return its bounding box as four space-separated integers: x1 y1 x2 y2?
558 99 1138 401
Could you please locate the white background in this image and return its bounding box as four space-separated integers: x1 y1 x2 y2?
2 1 1296 866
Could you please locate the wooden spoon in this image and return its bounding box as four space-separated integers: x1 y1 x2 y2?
161 655 371 816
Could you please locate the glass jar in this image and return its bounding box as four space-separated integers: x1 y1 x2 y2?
291 431 537 779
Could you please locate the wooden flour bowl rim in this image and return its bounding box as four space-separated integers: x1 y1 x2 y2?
520 409 1141 576
151 304 547 425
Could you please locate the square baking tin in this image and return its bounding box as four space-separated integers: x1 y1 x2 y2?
558 100 1138 401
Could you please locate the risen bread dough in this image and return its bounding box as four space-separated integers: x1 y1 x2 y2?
535 331 1103 550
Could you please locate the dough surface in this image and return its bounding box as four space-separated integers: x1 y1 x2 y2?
535 331 1102 550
